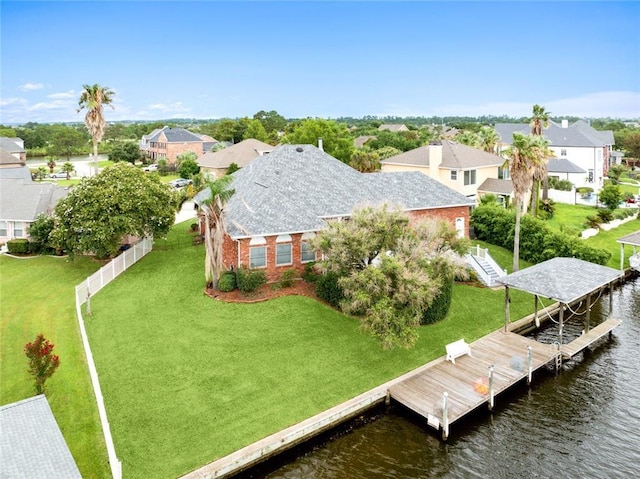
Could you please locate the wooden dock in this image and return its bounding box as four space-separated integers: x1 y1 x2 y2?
389 331 558 439
561 317 621 359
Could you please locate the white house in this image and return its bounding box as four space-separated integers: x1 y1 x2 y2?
495 119 614 189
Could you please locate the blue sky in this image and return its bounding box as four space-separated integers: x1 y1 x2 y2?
1 1 639 124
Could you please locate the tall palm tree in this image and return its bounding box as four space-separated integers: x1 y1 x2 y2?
456 130 480 148
530 104 551 201
77 84 115 176
201 175 235 289
502 132 545 272
477 126 500 153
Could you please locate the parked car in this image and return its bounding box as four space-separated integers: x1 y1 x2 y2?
143 164 158 172
50 171 70 179
169 178 193 188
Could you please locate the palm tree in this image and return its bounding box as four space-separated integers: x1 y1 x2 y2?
477 126 500 153
61 161 75 180
455 131 480 148
201 175 235 289
502 132 546 272
530 104 551 200
77 84 115 176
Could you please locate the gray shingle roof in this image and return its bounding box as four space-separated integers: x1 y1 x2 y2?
477 178 514 195
381 140 504 170
378 124 408 132
354 135 376 148
196 144 473 239
547 157 586 174
495 120 614 148
0 148 24 166
148 127 203 143
0 165 32 180
197 139 274 169
0 137 25 153
0 395 82 479
0 179 68 221
496 257 623 304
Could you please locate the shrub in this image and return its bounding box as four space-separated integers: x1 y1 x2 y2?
421 277 453 325
548 177 573 191
236 266 266 293
218 271 237 292
538 199 556 219
315 271 344 308
302 262 319 283
584 215 601 229
190 223 199 232
576 186 594 196
7 238 30 254
278 269 297 288
24 334 60 394
596 208 614 223
599 183 623 210
28 213 55 253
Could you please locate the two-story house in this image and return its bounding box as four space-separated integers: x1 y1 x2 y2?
140 127 217 164
495 120 614 188
380 140 511 204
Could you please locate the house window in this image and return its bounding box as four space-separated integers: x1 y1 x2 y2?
0 221 7 237
13 222 24 238
464 170 477 186
275 234 292 266
250 246 266 268
498 166 510 180
455 217 465 238
561 149 567 157
249 236 267 268
301 242 315 263
450 170 457 181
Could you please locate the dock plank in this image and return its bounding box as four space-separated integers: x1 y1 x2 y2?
561 318 621 359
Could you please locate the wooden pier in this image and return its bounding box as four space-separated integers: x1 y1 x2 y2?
561 317 621 359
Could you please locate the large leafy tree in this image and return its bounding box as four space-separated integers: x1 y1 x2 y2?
243 118 271 143
253 110 287 136
282 118 354 163
349 148 381 172
109 141 143 164
51 163 175 258
314 203 468 349
77 84 115 175
502 133 548 272
47 124 86 159
201 175 235 289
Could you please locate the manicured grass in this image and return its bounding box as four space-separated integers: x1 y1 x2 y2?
0 255 111 478
544 203 595 233
85 222 537 478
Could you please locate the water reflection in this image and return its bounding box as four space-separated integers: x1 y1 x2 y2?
259 276 639 479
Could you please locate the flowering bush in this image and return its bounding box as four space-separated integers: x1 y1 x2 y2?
24 334 60 394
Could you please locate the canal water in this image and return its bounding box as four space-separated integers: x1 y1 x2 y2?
259 275 639 479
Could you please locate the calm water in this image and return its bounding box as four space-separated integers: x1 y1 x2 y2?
261 276 639 479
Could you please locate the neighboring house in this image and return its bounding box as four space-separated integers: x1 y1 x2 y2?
380 140 505 200
0 395 82 478
495 120 614 188
477 178 514 206
140 126 217 164
547 157 587 184
0 176 67 243
354 135 376 148
0 137 27 162
197 138 274 178
378 124 409 132
194 144 474 282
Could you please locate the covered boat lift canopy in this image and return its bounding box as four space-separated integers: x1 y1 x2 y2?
616 230 640 271
496 257 624 362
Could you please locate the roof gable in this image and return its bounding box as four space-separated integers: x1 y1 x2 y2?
0 179 68 221
197 139 274 169
496 121 614 148
149 127 203 143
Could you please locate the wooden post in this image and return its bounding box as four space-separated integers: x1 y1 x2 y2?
504 286 510 333
527 346 533 385
558 304 564 368
609 280 614 317
585 293 591 334
534 295 539 328
442 392 449 441
620 243 624 271
488 365 495 411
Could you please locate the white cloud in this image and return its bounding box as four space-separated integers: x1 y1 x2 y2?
433 91 640 119
47 90 76 99
0 97 28 107
29 99 74 111
18 82 44 92
147 102 190 114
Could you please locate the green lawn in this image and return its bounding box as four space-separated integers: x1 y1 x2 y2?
0 255 111 478
82 222 536 478
584 217 640 268
544 203 595 232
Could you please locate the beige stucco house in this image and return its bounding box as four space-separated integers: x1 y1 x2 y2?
197 138 274 178
381 140 508 201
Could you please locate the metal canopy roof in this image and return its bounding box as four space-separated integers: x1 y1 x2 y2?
617 230 640 247
496 257 623 304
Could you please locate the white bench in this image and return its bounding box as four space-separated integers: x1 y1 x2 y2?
445 339 471 364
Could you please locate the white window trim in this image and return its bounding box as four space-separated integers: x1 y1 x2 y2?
249 245 267 269
276 243 292 266
450 170 457 181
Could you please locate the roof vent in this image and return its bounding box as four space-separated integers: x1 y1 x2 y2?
296 147 304 153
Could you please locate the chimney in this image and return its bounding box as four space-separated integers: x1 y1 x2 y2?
561 119 569 128
428 140 443 178
318 138 323 151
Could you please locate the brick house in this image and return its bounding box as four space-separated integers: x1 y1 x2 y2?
195 144 474 282
140 127 217 164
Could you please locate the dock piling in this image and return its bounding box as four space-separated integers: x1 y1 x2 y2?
527 346 533 385
488 365 495 411
442 392 449 441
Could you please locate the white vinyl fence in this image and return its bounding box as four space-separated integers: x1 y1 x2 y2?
74 236 153 479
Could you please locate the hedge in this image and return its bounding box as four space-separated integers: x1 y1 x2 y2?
7 238 30 254
421 277 453 325
315 271 344 308
236 266 266 293
471 204 611 265
218 271 237 292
